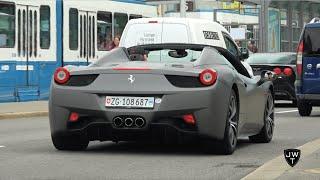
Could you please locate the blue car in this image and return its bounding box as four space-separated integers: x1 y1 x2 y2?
295 18 320 116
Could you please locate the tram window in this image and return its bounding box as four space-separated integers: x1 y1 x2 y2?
84 15 87 57
80 15 82 57
34 11 37 56
18 10 21 56
69 8 78 50
89 16 91 58
97 11 112 51
92 17 95 57
29 10 33 57
0 2 15 48
114 13 128 37
129 15 142 20
40 6 50 49
23 10 26 56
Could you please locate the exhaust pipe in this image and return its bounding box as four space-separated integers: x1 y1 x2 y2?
113 117 124 127
124 117 134 127
135 117 145 127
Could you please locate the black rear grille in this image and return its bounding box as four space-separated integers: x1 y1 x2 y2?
64 74 98 86
165 75 204 88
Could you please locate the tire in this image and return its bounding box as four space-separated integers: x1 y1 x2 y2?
292 100 297 107
219 89 239 155
297 101 312 116
52 134 89 151
249 91 274 143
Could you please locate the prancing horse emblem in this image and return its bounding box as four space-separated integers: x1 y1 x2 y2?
128 75 135 83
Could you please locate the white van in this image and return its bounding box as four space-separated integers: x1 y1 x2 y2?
120 18 228 49
119 17 252 76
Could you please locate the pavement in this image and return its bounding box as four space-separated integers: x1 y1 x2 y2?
0 101 320 179
0 101 48 119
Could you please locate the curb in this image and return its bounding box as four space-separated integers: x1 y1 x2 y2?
0 111 48 120
242 138 320 180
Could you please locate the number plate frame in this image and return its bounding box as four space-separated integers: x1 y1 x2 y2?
105 96 155 109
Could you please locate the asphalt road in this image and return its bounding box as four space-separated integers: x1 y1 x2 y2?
0 104 320 180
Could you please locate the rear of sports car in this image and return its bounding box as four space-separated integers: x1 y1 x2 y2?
247 53 297 103
49 47 233 151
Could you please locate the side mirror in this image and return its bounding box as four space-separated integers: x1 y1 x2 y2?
239 47 249 60
168 50 188 58
258 70 277 85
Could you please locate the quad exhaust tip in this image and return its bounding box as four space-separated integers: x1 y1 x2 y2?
124 117 134 127
135 117 145 127
113 116 146 128
113 117 124 127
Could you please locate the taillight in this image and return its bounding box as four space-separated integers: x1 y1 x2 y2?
283 68 293 76
273 67 282 75
69 112 79 122
297 41 304 77
183 114 196 125
54 67 70 84
199 69 217 86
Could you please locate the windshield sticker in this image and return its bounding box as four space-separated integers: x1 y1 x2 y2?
203 31 219 40
137 32 157 45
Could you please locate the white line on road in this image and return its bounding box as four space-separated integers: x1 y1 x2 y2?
0 145 5 148
275 110 298 114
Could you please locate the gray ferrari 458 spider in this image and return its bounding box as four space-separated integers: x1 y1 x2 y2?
49 43 275 154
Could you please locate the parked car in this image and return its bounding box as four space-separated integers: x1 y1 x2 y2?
246 53 297 104
295 18 320 116
49 18 275 155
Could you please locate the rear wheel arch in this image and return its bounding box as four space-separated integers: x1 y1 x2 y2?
232 84 239 110
269 85 274 98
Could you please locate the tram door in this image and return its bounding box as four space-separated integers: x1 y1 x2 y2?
16 5 39 87
78 11 96 65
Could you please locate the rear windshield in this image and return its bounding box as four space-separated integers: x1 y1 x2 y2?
121 23 189 47
304 28 320 55
246 54 296 64
129 48 202 63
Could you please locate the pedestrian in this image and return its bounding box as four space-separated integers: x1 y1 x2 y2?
247 40 258 53
108 35 120 50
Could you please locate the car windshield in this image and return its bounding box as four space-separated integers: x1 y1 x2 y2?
246 53 296 65
304 27 320 55
128 48 202 63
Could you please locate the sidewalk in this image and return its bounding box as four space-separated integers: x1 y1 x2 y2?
0 101 48 119
278 148 320 180
242 138 320 180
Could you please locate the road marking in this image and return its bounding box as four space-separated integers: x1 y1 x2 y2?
0 145 5 148
275 110 298 114
304 168 320 174
242 138 320 180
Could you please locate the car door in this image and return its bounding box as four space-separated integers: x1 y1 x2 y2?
223 34 265 134
301 26 320 94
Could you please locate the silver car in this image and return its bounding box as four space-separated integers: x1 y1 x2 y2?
49 44 275 154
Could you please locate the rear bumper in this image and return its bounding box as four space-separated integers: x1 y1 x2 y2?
296 94 320 106
49 80 231 141
52 121 199 143
296 94 320 100
273 79 296 100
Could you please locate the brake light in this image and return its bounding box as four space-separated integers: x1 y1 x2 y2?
283 68 293 76
297 41 304 53
69 112 79 122
199 69 217 86
183 114 196 125
297 41 304 77
112 67 150 71
54 67 70 84
273 67 282 75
